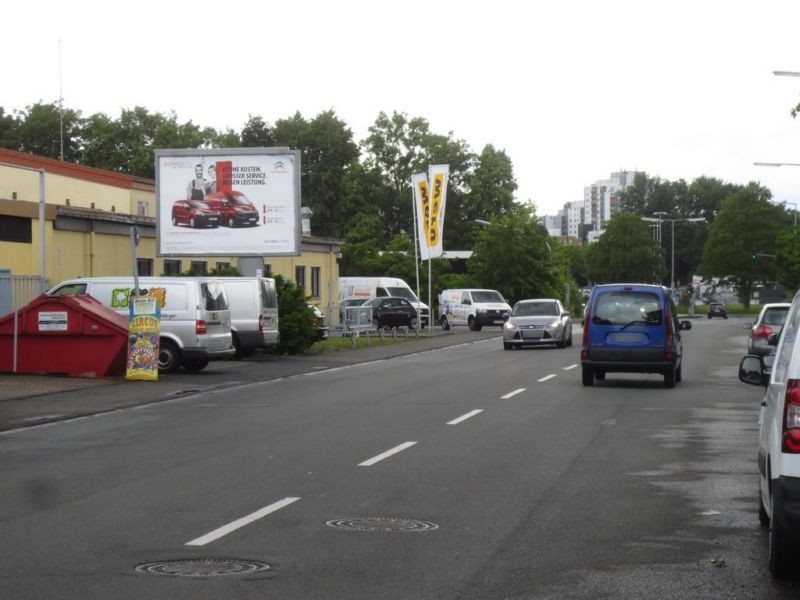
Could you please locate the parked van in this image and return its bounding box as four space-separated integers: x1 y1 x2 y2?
338 277 429 327
438 289 512 331
580 283 691 388
199 277 279 357
47 277 235 372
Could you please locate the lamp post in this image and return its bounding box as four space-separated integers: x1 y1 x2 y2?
753 162 799 226
642 215 705 290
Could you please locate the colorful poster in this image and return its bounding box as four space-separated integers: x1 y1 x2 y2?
412 165 449 260
412 173 432 260
126 295 161 381
155 148 301 257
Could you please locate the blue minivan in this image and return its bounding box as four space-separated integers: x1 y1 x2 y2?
581 283 692 388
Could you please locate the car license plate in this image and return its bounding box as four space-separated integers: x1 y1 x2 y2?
493 320 503 324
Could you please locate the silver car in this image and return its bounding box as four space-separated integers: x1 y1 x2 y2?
503 298 572 350
747 303 791 356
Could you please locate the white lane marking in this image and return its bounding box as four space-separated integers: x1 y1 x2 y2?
358 442 417 466
563 364 578 370
447 409 484 425
186 497 300 546
501 388 526 399
538 374 556 382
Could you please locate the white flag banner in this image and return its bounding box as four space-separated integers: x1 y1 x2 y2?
426 164 449 259
411 172 433 260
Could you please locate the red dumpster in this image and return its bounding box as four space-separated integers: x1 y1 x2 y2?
0 294 129 377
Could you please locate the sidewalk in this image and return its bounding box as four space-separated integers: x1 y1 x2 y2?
0 328 501 432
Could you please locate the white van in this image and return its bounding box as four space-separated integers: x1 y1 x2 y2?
47 277 234 372
438 288 512 331
202 277 279 357
338 277 429 327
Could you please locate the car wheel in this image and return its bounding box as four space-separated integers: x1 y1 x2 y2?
707 314 712 319
503 342 512 350
582 366 594 386
158 340 181 373
182 359 209 372
769 492 793 577
759 492 770 527
594 370 606 381
409 316 418 329
468 316 482 331
189 217 197 228
675 364 682 383
372 317 380 330
171 216 178 226
440 316 450 331
227 217 236 228
664 368 676 388
566 328 573 347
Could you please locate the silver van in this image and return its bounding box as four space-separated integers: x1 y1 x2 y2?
202 277 279 357
47 277 234 372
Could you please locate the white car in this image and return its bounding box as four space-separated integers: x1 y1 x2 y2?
739 289 800 577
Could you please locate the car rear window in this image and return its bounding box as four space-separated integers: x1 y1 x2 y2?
201 282 229 310
592 291 662 326
763 307 789 326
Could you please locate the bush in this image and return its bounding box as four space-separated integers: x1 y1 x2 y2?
273 275 318 355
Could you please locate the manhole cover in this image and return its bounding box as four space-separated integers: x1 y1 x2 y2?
326 517 439 532
135 558 270 577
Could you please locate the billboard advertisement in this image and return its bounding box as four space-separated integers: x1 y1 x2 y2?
155 148 301 256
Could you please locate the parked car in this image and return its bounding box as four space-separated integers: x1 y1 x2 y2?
738 288 800 577
707 302 728 319
339 277 429 327
47 277 234 372
581 283 692 388
747 303 791 356
438 288 511 331
363 297 418 330
503 298 572 350
203 190 260 228
171 199 220 228
307 303 329 341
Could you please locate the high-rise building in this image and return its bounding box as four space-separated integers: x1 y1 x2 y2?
584 171 638 238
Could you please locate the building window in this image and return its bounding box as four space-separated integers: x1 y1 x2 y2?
215 261 230 273
0 215 32 244
137 258 153 276
163 260 182 275
137 200 149 216
295 265 306 291
190 261 208 275
311 266 321 298
264 264 272 276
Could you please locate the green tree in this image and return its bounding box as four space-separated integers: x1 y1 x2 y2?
468 206 560 304
776 226 800 294
273 275 318 355
585 212 666 284
698 184 783 308
8 102 83 162
240 115 275 147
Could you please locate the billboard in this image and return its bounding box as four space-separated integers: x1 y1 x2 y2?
155 148 301 256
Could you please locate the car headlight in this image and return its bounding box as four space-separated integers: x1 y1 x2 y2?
504 321 517 331
546 320 561 330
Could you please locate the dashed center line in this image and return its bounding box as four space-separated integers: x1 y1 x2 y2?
563 364 578 370
538 374 556 382
358 442 418 466
186 496 300 546
501 388 526 399
447 409 484 425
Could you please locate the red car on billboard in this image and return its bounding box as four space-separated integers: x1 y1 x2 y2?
203 191 260 228
171 200 221 228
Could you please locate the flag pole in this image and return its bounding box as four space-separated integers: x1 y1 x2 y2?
411 178 421 334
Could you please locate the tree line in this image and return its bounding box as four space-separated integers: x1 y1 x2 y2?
2 102 796 310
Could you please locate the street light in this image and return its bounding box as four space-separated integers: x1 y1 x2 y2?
753 162 799 226
642 215 706 290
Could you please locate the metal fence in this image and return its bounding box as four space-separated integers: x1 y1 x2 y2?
0 275 50 317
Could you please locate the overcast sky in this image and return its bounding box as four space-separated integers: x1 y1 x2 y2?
4 0 800 217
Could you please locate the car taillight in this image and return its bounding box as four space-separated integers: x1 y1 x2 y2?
196 320 207 334
258 314 264 332
581 314 590 358
664 317 674 360
752 325 774 339
783 380 800 453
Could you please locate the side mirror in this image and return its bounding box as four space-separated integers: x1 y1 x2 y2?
739 355 768 387
768 333 779 347
679 320 692 331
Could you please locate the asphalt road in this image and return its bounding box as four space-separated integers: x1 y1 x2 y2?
2 320 800 599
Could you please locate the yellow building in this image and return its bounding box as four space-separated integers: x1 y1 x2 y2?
0 148 341 313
